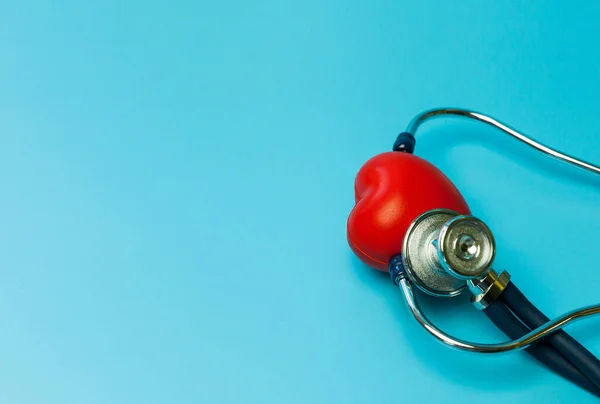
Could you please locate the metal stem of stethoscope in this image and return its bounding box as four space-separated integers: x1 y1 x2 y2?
397 271 600 354
396 108 600 354
406 108 600 176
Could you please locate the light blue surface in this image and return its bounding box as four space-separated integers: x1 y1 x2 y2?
1 1 600 403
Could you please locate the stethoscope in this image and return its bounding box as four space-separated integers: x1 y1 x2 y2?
346 108 600 397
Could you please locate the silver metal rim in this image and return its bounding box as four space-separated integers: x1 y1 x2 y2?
402 209 466 297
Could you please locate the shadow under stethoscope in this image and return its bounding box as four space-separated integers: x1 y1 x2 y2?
348 252 546 392
416 119 600 196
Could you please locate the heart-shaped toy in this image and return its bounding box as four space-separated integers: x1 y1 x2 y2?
347 151 471 271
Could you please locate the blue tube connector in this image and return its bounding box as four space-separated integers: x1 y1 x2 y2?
392 132 416 154
388 254 407 285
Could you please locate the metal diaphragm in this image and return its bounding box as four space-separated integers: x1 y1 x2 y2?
437 215 496 280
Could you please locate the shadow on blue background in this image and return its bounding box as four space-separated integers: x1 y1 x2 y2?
1 1 600 403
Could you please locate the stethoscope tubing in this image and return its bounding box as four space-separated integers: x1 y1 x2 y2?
484 299 600 398
499 283 600 392
397 271 600 354
406 108 600 176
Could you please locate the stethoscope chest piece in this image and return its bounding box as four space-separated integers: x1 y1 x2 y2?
403 209 496 297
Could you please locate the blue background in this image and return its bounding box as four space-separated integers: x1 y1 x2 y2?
1 1 600 403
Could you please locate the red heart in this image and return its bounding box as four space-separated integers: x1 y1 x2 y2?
347 152 470 271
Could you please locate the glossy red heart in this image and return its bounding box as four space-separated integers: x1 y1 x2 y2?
347 151 470 271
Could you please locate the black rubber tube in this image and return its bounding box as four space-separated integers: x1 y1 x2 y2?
484 299 600 398
501 283 600 390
